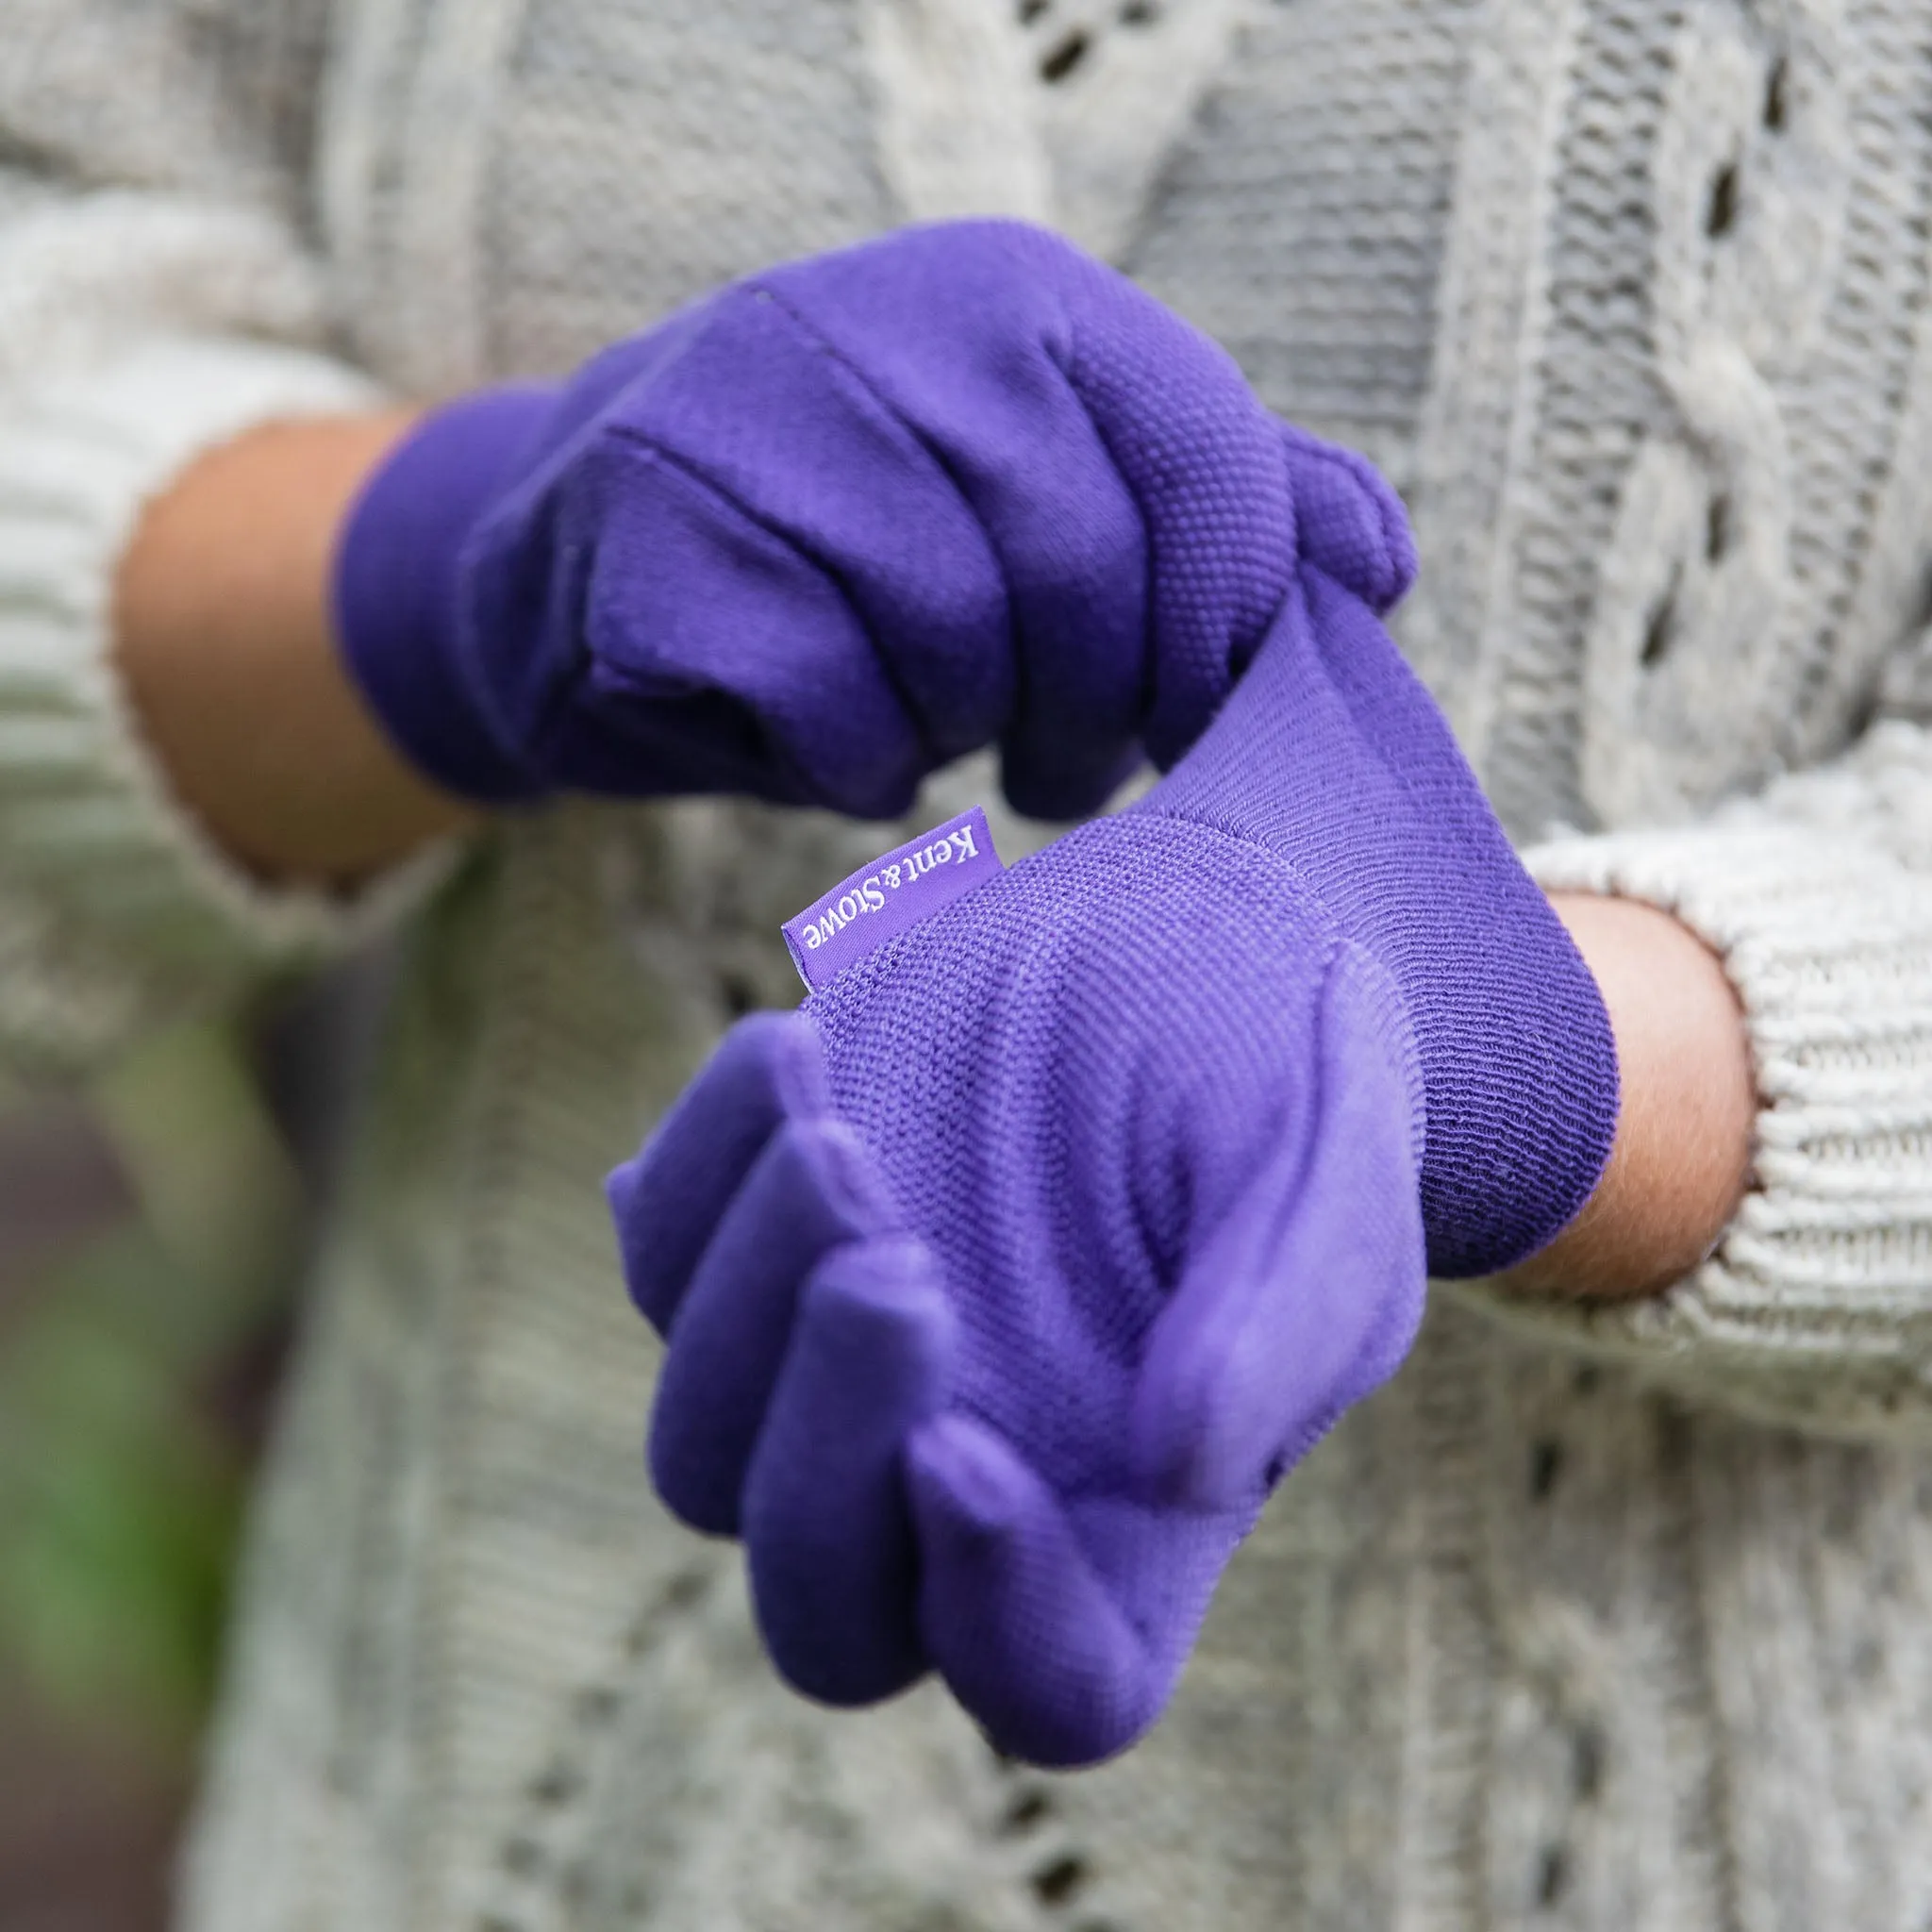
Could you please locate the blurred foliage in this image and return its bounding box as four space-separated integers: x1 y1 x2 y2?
0 1015 303 1759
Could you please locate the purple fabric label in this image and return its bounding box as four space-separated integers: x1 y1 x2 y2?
784 806 1004 991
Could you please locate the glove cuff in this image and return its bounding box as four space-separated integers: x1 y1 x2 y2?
1138 565 1619 1281
331 383 558 803
1408 903 1621 1279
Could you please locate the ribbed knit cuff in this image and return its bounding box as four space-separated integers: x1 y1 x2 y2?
1456 800 1932 1438
0 334 458 1076
332 383 558 803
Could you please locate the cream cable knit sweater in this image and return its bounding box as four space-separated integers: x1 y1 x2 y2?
5 2 1932 1927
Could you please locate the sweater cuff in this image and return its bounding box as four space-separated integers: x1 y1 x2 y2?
1455 808 1932 1438
0 334 458 1077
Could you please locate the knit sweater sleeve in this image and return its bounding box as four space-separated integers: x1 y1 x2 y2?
0 169 455 1082
1455 713 1932 1439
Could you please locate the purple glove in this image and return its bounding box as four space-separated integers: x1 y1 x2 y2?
607 454 1619 1768
331 221 1377 822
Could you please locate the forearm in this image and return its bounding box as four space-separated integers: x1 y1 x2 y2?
1495 891 1756 1302
112 411 482 884
107 417 1757 1298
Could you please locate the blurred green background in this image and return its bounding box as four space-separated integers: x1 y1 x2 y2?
0 969 380 1931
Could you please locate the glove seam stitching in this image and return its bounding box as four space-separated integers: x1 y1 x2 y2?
747 274 1150 778
592 420 948 793
733 279 1030 761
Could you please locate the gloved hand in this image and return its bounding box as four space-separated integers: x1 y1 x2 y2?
331 220 1392 822
607 452 1620 1769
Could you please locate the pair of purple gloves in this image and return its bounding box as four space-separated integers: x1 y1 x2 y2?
336 223 1618 1767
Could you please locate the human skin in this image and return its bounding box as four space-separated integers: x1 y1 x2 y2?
113 409 472 883
112 415 1757 1300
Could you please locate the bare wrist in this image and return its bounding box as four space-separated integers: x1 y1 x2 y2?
1491 891 1756 1303
114 408 482 886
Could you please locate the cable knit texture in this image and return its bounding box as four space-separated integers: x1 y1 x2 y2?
5 0 1932 1927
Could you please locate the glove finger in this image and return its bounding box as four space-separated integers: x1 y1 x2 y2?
608 1011 829 1337
907 1415 1169 1769
1130 953 1427 1512
1280 423 1418 615
744 1236 955 1707
649 1115 899 1536
758 228 1155 816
